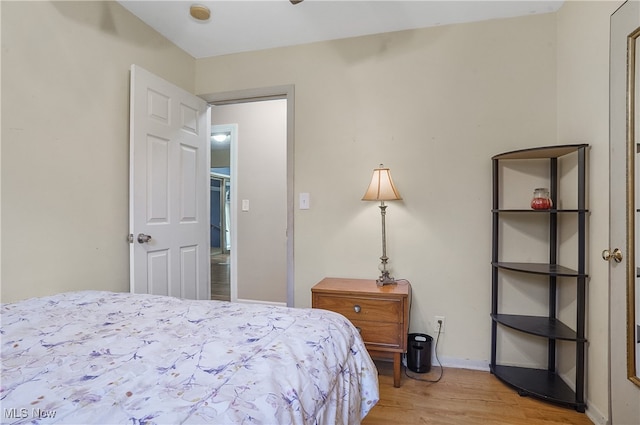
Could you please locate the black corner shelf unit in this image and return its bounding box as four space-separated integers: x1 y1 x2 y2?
490 144 588 412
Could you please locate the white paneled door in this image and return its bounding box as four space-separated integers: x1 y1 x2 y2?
610 2 640 424
129 65 210 300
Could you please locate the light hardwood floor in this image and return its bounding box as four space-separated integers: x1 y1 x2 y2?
363 361 594 425
211 252 230 301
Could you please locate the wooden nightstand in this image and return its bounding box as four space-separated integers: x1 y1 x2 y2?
311 277 411 387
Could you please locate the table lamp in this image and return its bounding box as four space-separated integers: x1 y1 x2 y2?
362 164 402 286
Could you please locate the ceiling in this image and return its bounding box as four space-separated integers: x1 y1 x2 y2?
118 1 563 59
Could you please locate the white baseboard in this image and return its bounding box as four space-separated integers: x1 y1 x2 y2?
401 353 489 371
235 298 287 307
584 403 607 425
436 356 490 371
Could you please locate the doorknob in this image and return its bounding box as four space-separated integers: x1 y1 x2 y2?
137 233 152 244
602 248 623 263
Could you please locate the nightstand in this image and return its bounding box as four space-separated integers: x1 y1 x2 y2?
311 277 411 387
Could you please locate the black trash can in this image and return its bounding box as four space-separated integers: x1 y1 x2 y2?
407 333 432 373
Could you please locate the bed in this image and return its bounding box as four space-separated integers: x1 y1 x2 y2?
1 291 379 424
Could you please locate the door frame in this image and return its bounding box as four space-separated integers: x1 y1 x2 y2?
200 85 295 307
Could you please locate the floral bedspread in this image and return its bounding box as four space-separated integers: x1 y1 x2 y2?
0 291 379 424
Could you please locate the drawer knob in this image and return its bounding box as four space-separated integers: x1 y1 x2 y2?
354 304 361 313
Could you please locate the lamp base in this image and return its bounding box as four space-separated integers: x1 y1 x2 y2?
376 271 397 286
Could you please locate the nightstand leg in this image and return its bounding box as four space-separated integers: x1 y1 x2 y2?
393 352 401 387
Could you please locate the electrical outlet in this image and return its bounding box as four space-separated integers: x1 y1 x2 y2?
434 316 445 333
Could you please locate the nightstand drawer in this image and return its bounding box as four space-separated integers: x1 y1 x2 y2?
352 320 402 348
313 294 401 323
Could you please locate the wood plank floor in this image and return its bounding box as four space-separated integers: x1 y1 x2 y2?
363 361 594 425
211 252 230 301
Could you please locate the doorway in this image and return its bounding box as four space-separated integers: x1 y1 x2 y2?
203 86 294 306
210 125 234 302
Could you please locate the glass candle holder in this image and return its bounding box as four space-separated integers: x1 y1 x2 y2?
531 187 553 210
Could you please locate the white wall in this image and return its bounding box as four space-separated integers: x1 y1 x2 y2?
1 1 195 302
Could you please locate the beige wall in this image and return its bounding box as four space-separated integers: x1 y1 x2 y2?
1 1 195 302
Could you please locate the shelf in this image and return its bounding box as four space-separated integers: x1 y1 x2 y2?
492 314 584 341
492 144 588 160
491 144 587 412
492 262 586 277
491 365 586 412
492 209 588 213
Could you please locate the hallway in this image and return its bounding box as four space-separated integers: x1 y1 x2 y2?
211 252 230 301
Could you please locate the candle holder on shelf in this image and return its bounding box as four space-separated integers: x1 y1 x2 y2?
531 187 552 210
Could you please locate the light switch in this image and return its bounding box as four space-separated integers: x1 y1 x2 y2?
241 199 250 212
299 193 310 210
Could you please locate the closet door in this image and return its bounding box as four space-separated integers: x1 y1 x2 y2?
609 2 640 423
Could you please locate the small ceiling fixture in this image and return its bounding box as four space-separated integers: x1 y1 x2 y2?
290 0 304 4
190 4 210 21
211 132 230 143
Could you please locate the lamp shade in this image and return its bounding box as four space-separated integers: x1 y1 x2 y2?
362 164 402 201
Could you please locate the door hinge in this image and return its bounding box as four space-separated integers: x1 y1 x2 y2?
127 234 134 244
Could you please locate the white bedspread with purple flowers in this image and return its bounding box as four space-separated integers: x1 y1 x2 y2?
0 291 379 425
